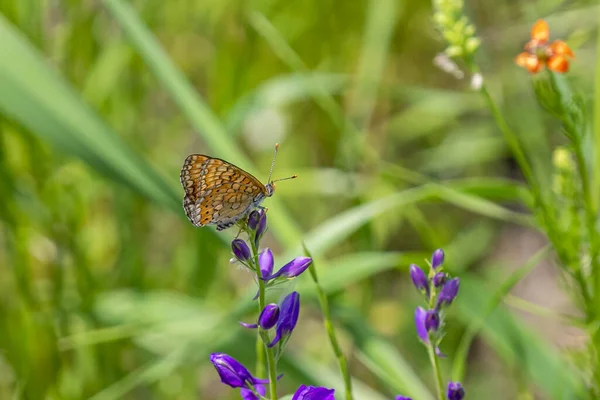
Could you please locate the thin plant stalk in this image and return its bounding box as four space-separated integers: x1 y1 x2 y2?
303 245 353 400
427 340 445 400
250 237 278 400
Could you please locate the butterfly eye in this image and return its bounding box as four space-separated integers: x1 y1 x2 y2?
266 183 276 196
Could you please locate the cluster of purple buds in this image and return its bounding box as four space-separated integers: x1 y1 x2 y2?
397 249 465 400
232 211 312 284
212 210 337 399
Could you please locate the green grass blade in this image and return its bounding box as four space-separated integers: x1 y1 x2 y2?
593 6 600 210
451 246 551 381
0 14 178 211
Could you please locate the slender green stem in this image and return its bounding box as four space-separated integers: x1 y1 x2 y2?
250 237 278 400
305 256 353 400
255 319 265 378
427 340 445 400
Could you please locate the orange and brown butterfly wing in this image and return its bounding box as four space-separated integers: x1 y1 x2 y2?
180 155 267 229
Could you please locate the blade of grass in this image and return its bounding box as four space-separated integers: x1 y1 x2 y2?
341 0 398 165
593 4 600 210
451 246 550 381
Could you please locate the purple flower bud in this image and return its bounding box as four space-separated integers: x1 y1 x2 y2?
209 353 268 389
261 257 312 281
414 307 429 343
240 304 279 329
241 384 266 400
268 291 300 348
425 309 440 333
259 249 274 278
447 381 465 400
255 210 267 245
431 248 445 269
247 211 260 230
432 272 447 288
232 239 251 262
395 396 412 400
415 307 439 343
409 264 429 297
258 303 280 329
436 278 460 309
292 384 335 400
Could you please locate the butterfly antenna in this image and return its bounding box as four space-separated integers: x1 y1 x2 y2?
267 143 279 184
272 174 298 183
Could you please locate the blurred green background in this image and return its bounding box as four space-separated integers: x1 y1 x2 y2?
0 0 597 399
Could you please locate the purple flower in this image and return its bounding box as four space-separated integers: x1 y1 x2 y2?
241 384 266 400
292 384 335 400
248 211 261 230
232 239 251 262
268 291 300 348
432 272 447 288
436 278 460 309
240 303 280 330
409 264 429 297
261 257 312 281
259 249 274 278
447 381 465 400
431 248 445 269
414 307 439 343
395 396 412 400
209 353 268 389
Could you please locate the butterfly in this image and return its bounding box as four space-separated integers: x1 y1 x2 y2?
180 144 297 231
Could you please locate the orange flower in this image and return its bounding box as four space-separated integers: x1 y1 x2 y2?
515 20 575 74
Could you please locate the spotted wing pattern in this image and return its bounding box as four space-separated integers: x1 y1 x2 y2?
180 155 268 230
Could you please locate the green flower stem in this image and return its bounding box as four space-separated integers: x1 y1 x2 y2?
250 237 278 400
304 247 353 400
427 340 445 400
426 273 443 400
255 313 265 378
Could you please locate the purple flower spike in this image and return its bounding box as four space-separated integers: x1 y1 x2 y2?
409 264 429 298
432 272 447 288
209 353 268 389
447 381 465 400
261 257 312 281
248 211 260 230
292 384 335 400
437 278 460 309
431 248 445 269
241 384 266 400
395 396 413 400
259 249 274 278
232 239 251 262
259 303 280 329
268 291 300 348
